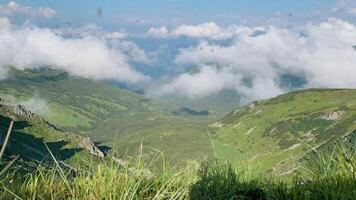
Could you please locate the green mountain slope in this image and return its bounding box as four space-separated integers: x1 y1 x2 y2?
1 68 161 132
0 98 102 165
3 68 355 171
212 89 356 174
0 68 215 163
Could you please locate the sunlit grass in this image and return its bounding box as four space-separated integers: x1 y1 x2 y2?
0 144 355 200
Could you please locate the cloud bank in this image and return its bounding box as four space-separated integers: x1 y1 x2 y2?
156 18 356 101
0 19 150 83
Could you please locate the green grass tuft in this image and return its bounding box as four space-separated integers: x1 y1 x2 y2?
0 144 355 200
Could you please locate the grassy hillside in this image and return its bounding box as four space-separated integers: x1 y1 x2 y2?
1 68 355 171
0 74 355 199
159 89 242 117
212 89 356 174
0 68 215 163
1 68 160 131
0 98 101 166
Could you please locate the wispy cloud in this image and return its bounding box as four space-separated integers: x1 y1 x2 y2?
348 8 356 15
1 95 50 115
0 17 11 28
0 1 56 19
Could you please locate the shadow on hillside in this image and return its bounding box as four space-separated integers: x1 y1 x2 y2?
189 163 267 200
0 115 83 162
94 141 111 155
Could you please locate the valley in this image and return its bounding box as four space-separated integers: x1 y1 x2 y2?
0 69 355 173
0 69 355 199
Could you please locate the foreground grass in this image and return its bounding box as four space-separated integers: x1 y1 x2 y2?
0 145 355 200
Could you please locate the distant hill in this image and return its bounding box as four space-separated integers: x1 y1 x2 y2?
1 68 161 132
0 68 216 163
212 89 356 174
2 68 355 171
172 107 209 116
159 89 242 116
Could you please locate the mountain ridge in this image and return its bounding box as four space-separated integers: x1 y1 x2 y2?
213 88 356 174
0 96 105 166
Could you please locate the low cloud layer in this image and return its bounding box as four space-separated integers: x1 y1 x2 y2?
1 95 50 115
0 19 150 83
156 18 356 101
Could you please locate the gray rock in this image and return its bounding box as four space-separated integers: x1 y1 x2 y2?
320 111 346 121
113 157 128 166
80 137 105 158
13 105 35 118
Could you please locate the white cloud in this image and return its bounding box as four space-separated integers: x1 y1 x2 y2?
156 18 356 101
56 24 128 40
171 22 232 39
52 24 155 65
0 22 148 83
0 95 50 115
55 24 104 38
147 26 169 37
106 31 127 39
113 40 155 65
157 65 234 98
332 0 356 15
147 22 261 40
0 1 56 19
19 96 49 115
0 17 11 28
348 8 356 15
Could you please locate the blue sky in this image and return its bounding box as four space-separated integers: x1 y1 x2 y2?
0 0 341 29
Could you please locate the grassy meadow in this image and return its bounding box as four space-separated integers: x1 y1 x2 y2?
0 143 355 200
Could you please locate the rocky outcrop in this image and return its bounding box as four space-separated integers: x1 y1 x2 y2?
80 137 105 158
320 111 346 121
0 97 35 118
13 105 35 118
209 121 224 128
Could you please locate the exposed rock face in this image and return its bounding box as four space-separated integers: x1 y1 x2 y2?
233 108 241 115
209 121 224 128
113 157 128 166
80 137 105 158
302 131 315 142
244 127 256 135
13 105 35 118
248 103 256 110
320 111 346 121
0 97 35 118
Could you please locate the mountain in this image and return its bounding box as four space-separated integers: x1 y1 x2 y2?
0 97 104 165
0 68 216 163
212 89 356 174
172 107 210 116
1 68 162 132
2 68 355 172
159 89 242 117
